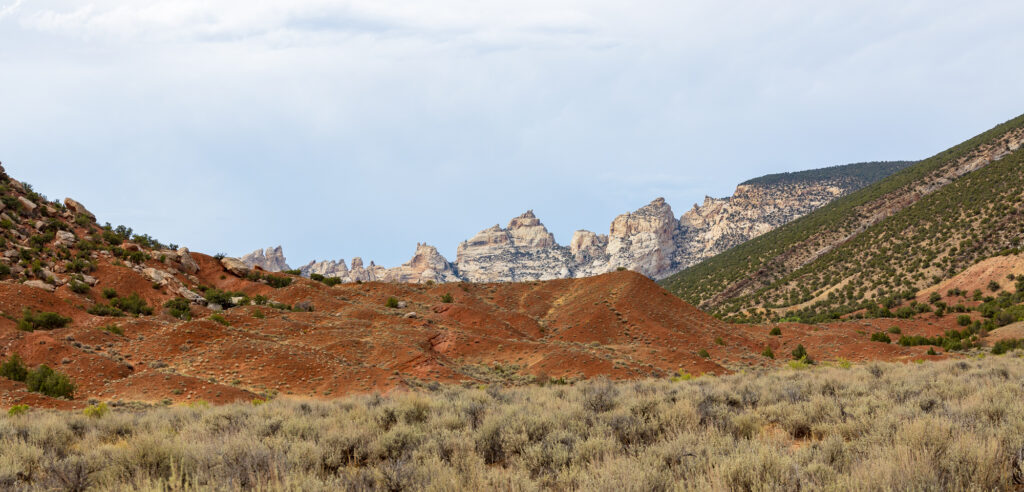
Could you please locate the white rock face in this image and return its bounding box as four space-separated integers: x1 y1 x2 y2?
240 246 291 272
383 243 461 284
455 211 574 282
243 171 881 283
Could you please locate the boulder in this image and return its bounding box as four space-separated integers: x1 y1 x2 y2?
17 196 37 213
64 198 96 219
220 257 250 277
177 248 200 274
24 280 56 293
55 231 77 247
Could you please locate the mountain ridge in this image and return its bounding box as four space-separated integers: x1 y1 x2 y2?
661 113 1024 323
242 160 911 283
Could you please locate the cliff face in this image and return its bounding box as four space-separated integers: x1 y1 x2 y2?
242 165 899 283
240 246 291 272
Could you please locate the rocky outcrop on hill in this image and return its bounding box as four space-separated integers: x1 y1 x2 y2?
243 163 901 283
383 243 462 284
240 246 290 272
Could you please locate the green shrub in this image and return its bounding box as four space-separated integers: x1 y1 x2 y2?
7 404 29 416
991 338 1023 355
310 273 325 282
698 349 710 358
17 309 72 331
0 353 28 382
210 313 230 326
164 298 192 320
957 314 972 327
87 304 124 317
441 293 454 304
102 288 118 299
110 293 153 316
386 297 400 308
26 364 75 399
926 347 938 356
988 280 1001 292
252 310 265 319
870 332 892 344
769 327 782 336
204 288 234 307
98 324 124 336
263 275 292 289
68 280 91 294
791 344 813 364
322 277 342 287
761 346 774 359
888 326 901 334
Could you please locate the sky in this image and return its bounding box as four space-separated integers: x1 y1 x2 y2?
2 1 1023 268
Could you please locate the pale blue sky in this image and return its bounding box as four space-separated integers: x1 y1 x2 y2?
2 1 1022 267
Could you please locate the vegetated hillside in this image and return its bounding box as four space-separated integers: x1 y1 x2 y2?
661 113 1024 322
3 357 1023 491
0 164 973 410
741 160 914 187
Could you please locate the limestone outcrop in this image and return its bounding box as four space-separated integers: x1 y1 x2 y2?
243 164 902 283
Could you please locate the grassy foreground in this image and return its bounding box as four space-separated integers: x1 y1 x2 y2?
3 357 1024 491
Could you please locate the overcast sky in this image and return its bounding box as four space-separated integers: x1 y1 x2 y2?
2 1 1022 267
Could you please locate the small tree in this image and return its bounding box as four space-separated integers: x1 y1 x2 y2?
791 344 813 364
0 353 28 382
762 346 775 359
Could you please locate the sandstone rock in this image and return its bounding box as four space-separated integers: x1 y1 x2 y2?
178 288 206 305
64 198 96 219
17 196 37 213
142 268 171 286
383 243 460 284
220 257 250 277
24 280 55 292
403 312 418 319
177 248 200 274
55 231 77 247
240 246 291 272
245 170 879 284
81 275 98 286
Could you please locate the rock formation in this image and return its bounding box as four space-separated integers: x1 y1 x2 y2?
240 246 291 272
242 164 903 283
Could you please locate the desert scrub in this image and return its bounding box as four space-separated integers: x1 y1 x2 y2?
16 309 71 332
1 358 1024 490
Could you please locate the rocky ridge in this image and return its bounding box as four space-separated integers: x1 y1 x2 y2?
243 163 901 283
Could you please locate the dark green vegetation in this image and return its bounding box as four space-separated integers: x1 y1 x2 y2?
16 309 71 332
163 298 192 320
2 358 1023 490
741 161 913 187
1 354 75 399
246 271 293 288
662 113 1024 323
87 293 153 317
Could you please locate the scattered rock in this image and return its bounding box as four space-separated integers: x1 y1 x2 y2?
24 280 56 292
403 312 418 319
17 196 37 213
396 301 408 309
55 230 77 247
220 257 250 277
64 198 96 219
177 248 200 274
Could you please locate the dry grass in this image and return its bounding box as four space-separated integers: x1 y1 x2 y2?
2 355 1024 491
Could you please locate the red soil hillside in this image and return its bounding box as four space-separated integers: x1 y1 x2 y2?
0 166 970 410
